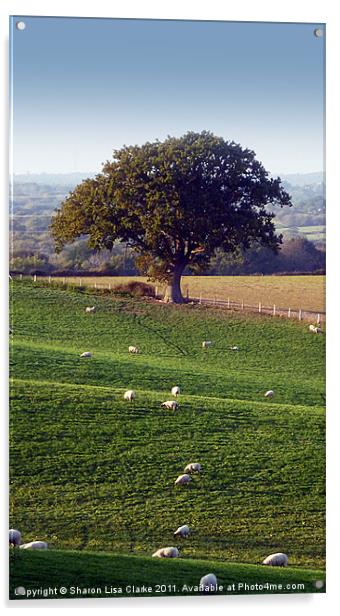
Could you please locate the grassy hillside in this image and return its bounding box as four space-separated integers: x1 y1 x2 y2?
9 550 325 599
9 281 325 595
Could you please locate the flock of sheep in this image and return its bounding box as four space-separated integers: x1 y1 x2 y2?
146 392 288 589
76 306 321 580
9 302 322 593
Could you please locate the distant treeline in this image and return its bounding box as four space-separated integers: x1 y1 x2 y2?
10 178 325 277
10 236 325 276
205 237 325 275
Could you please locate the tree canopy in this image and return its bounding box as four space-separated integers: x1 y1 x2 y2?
50 131 292 302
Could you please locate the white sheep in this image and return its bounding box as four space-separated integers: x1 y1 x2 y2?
230 345 239 351
152 546 179 558
9 529 21 547
161 400 179 411
20 541 48 550
171 386 180 397
199 573 218 592
85 306 96 313
128 346 140 354
202 341 212 349
174 524 190 538
262 552 288 567
309 324 322 334
123 390 136 401
264 390 274 398
80 351 92 358
184 462 201 474
175 474 191 486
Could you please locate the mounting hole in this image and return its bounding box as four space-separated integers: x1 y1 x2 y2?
313 28 323 38
314 580 324 589
16 21 26 31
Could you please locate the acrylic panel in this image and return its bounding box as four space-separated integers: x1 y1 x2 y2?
9 16 325 600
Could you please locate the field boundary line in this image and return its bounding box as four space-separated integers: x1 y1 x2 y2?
12 546 326 574
12 378 325 412
10 341 323 379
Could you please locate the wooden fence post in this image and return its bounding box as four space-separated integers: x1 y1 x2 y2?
94 281 97 289
79 278 82 286
288 307 291 318
317 313 321 324
62 277 66 285
155 286 158 298
33 274 37 282
273 304 276 316
298 309 302 321
241 299 244 310
20 273 23 280
227 297 230 309
48 275 51 284
258 301 262 314
108 282 111 291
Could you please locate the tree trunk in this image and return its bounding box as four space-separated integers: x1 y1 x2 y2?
163 263 185 304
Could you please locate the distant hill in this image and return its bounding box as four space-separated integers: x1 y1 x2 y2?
278 172 325 187
13 170 325 187
12 171 96 186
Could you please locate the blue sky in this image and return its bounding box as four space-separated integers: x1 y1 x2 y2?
10 17 325 175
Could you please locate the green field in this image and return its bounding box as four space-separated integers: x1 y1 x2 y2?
276 225 325 243
9 281 326 597
47 274 326 313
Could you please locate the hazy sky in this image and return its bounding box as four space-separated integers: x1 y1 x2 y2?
10 16 325 175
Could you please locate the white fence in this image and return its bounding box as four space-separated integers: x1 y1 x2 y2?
17 274 325 324
192 294 325 324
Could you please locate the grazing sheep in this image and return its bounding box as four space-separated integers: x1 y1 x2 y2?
123 390 136 401
184 462 201 474
161 400 179 411
199 573 218 592
152 546 179 558
85 306 96 313
80 351 92 358
309 324 322 334
171 386 180 397
202 341 212 349
175 474 191 486
174 524 190 538
262 552 288 567
9 529 21 547
128 346 140 354
20 541 48 550
264 390 274 398
230 345 239 351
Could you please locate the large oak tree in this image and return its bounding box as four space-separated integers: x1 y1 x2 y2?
50 131 291 302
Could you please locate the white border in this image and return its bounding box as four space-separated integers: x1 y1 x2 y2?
1 1 339 615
